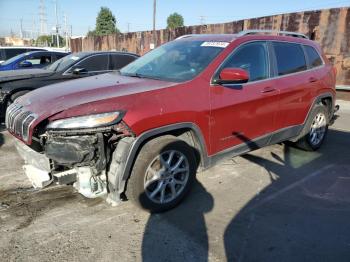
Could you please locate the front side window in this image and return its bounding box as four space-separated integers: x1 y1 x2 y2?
20 54 51 66
120 40 226 82
220 42 268 82
304 45 323 68
47 53 87 72
273 42 307 76
76 54 109 72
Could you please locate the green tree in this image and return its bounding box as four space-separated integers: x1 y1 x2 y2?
94 7 119 36
167 12 184 29
36 35 65 47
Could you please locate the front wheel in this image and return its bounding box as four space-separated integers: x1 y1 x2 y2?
296 104 329 151
126 135 197 213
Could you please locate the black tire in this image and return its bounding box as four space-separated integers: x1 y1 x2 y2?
295 104 329 151
7 91 29 107
126 135 197 213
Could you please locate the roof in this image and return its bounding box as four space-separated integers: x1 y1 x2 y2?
176 34 239 42
176 30 310 43
74 51 139 57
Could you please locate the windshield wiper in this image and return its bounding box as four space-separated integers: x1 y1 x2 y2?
122 72 163 81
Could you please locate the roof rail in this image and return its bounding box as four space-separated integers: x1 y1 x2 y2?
238 30 309 39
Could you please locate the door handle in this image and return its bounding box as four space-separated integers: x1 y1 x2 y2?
261 86 276 93
309 77 318 83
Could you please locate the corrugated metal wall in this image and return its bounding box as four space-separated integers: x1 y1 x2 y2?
70 7 350 86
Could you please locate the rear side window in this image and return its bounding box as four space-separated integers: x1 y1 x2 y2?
304 45 323 68
76 54 109 72
4 49 26 60
221 42 268 82
273 42 307 76
110 54 137 70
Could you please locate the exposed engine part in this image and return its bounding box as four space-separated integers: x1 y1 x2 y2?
73 167 107 198
23 164 52 188
44 132 107 173
52 169 77 185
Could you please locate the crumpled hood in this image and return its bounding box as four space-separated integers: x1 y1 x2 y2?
17 71 176 122
0 68 53 83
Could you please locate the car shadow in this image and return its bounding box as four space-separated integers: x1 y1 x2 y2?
142 179 214 262
0 123 5 147
141 141 214 262
223 128 350 261
140 128 350 261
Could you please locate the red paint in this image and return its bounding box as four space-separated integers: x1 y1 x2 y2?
12 34 336 158
219 68 249 83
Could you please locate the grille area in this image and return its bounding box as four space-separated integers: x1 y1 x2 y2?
5 103 36 142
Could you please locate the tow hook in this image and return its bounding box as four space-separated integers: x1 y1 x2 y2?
330 104 340 125
334 104 340 113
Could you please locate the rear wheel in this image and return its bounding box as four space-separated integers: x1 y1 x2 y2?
296 104 329 151
126 136 197 213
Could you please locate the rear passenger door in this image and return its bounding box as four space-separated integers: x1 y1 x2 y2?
271 42 316 130
210 41 279 153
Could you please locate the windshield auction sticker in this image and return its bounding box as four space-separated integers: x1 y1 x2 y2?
201 42 229 48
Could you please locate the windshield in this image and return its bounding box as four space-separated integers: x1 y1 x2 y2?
46 53 85 72
120 40 227 82
1 52 28 66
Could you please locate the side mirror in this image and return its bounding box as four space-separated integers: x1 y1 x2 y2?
20 61 33 68
72 67 87 75
217 68 249 84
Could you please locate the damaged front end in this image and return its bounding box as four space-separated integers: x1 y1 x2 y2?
8 107 136 204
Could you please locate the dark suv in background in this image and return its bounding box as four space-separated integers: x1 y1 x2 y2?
0 51 139 116
6 30 338 212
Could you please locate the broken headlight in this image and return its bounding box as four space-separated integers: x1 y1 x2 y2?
47 111 124 130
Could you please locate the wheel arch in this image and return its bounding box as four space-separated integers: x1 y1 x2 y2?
117 123 209 194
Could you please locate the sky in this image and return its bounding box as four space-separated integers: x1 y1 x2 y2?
0 0 349 37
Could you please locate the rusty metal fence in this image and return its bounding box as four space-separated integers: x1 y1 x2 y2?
70 7 350 86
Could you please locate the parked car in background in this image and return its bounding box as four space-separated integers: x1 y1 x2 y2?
5 30 338 213
0 51 139 117
0 46 48 63
0 51 69 71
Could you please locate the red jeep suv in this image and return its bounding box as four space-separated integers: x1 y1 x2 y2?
6 30 337 212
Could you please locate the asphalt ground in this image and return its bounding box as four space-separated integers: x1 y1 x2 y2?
0 100 349 262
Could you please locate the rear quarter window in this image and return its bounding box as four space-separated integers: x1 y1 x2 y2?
304 45 323 68
272 42 307 76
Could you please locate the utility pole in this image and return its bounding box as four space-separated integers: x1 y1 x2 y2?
54 0 59 47
152 0 156 48
64 13 68 49
20 18 23 39
199 16 206 25
39 0 47 35
127 22 131 33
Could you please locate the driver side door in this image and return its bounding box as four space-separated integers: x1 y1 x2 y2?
210 41 279 155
